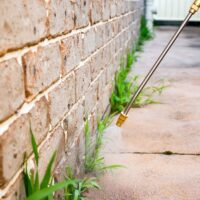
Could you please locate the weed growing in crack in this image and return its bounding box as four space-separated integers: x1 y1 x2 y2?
64 166 100 200
24 128 75 200
132 77 169 107
84 117 123 174
136 16 153 52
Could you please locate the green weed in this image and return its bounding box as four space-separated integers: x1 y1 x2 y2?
136 16 153 52
24 128 75 200
132 77 168 107
84 118 122 174
64 166 100 200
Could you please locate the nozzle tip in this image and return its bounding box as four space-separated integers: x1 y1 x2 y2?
116 112 128 127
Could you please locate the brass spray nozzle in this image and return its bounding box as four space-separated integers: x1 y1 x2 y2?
190 0 200 14
116 112 128 127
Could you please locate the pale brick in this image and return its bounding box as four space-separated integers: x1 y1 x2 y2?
102 43 111 68
85 81 98 114
63 100 85 150
98 70 107 97
0 0 47 55
0 115 30 187
110 0 117 18
74 0 90 28
60 33 82 76
103 22 113 43
48 73 76 127
102 0 110 21
90 49 103 81
1 174 25 200
48 0 74 36
23 43 61 98
82 28 96 59
38 126 65 178
95 24 104 49
75 62 90 101
0 59 24 122
29 97 50 145
90 0 102 24
0 97 49 188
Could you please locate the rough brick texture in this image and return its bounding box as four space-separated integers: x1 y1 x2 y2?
0 59 25 122
0 0 143 197
23 43 62 98
0 0 47 56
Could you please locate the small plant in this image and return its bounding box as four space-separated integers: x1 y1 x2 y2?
110 66 133 113
84 118 122 174
132 77 168 107
64 166 100 200
136 16 153 52
24 128 75 200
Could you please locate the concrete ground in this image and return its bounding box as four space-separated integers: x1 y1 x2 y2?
87 27 200 200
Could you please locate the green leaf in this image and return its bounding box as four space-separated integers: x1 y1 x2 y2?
73 190 79 200
27 181 75 200
40 152 56 189
33 171 40 192
30 127 39 166
23 168 33 196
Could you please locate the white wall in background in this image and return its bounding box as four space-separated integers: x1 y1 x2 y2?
154 0 200 21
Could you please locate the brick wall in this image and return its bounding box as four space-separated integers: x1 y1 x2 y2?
0 0 143 199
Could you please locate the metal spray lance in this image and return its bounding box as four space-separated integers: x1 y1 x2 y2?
116 0 200 127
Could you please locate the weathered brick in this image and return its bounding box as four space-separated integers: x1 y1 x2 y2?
98 70 107 97
23 43 62 98
90 0 102 24
90 49 103 81
110 0 117 18
29 97 50 145
48 0 74 36
103 22 113 43
60 33 82 76
0 0 47 55
74 0 90 28
0 115 30 187
82 28 96 59
0 59 25 122
75 62 90 101
63 99 85 150
85 81 98 114
38 126 65 178
0 97 49 188
95 24 104 49
48 73 76 127
1 174 25 200
102 0 110 21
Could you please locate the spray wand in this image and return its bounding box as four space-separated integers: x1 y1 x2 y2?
116 0 200 127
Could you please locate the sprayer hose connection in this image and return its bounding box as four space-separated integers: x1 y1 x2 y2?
190 0 200 14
